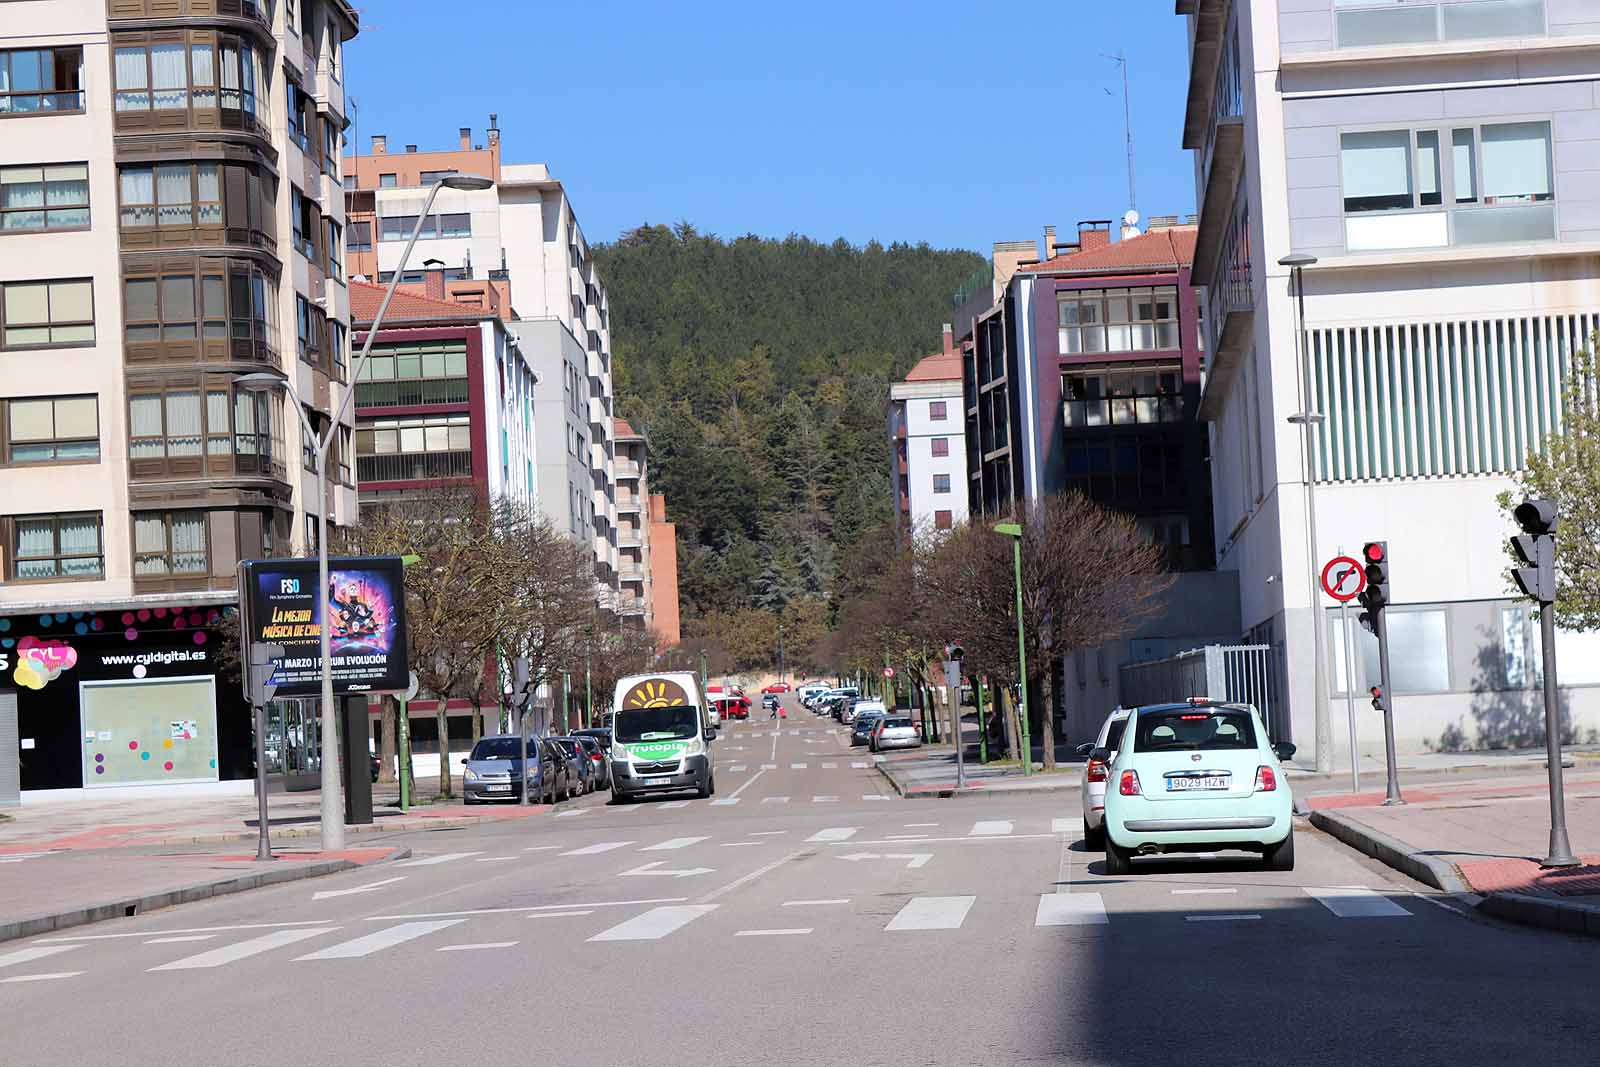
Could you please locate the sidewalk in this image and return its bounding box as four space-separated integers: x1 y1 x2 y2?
0 779 551 944
1305 768 1600 937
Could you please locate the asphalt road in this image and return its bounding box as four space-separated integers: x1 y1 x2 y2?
2 697 1595 1066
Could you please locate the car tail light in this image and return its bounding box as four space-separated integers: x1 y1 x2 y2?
1086 759 1108 783
1254 765 1277 792
591 753 603 761
1118 770 1141 796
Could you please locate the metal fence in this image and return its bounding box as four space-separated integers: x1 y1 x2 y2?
1118 644 1287 740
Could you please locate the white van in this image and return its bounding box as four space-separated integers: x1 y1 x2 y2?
609 671 717 802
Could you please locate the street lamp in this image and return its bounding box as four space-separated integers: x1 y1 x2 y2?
240 173 494 850
1278 252 1332 775
992 521 1031 776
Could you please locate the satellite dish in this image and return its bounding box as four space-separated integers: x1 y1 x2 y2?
1123 209 1140 228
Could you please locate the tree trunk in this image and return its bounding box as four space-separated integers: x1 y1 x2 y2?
378 698 397 784
436 706 453 797
1040 662 1057 771
470 705 482 746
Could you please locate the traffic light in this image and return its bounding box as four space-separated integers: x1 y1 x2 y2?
1362 541 1390 609
1511 498 1558 604
1358 608 1377 635
1369 685 1384 713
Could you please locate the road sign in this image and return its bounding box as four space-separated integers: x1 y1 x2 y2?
943 660 961 691
1320 555 1366 602
883 667 895 679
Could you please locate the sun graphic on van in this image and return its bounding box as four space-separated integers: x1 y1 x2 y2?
627 678 689 708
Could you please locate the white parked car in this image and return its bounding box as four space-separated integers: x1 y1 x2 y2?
1075 707 1131 850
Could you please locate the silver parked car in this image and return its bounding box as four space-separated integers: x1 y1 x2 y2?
462 735 565 804
870 715 922 752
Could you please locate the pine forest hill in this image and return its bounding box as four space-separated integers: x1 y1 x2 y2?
593 223 985 671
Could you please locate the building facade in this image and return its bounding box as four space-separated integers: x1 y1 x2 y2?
344 125 619 603
1180 0 1600 757
1 0 359 793
888 330 969 533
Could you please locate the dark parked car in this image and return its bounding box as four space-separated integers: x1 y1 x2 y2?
461 735 566 804
552 737 593 795
573 734 610 789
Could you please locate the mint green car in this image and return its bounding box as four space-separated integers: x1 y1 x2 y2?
1100 701 1296 874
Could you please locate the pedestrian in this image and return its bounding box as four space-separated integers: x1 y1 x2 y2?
768 698 779 719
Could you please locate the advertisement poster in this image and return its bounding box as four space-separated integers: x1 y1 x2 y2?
240 557 410 696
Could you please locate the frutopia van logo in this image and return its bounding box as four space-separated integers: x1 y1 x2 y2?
625 678 689 708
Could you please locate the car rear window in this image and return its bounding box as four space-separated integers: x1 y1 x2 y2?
884 717 914 728
1133 709 1256 752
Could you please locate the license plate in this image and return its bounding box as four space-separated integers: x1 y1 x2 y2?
644 776 673 786
1167 775 1229 791
486 784 511 792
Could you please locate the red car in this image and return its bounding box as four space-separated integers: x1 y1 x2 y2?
712 694 750 720
761 683 791 694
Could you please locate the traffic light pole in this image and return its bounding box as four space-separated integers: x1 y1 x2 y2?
1337 596 1360 793
1373 609 1403 806
253 701 272 861
1537 602 1578 867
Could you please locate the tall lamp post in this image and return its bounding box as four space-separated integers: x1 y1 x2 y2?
1279 252 1332 774
993 521 1031 776
240 173 494 850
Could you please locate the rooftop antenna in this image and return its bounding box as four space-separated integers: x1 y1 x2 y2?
1102 51 1136 215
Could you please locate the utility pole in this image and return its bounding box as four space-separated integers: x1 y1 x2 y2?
994 522 1031 775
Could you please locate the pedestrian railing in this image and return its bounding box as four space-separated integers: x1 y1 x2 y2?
1118 643 1287 740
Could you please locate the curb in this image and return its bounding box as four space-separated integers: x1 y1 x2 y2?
1307 809 1470 893
876 762 1079 799
0 845 411 945
1477 891 1600 937
133 809 549 848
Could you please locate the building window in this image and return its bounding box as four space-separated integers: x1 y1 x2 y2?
118 163 221 229
325 219 342 279
1335 0 1546 49
295 294 325 365
932 473 951 494
329 320 347 380
348 219 372 252
10 512 102 580
133 510 208 575
929 401 948 421
378 173 396 188
931 436 949 458
355 414 473 481
129 387 201 458
1062 366 1182 427
4 395 98 463
0 47 84 113
124 263 275 353
286 82 312 151
1 164 89 232
439 213 470 238
113 37 256 118
1330 606 1449 695
322 118 340 179
1340 120 1555 251
378 213 471 241
356 340 469 407
934 509 953 530
420 170 457 186
291 186 318 260
1058 286 1179 354
1 279 94 349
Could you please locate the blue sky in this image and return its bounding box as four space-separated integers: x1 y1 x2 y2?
346 2 1195 254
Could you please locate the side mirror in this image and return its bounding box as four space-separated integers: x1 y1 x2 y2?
1075 742 1094 757
459 757 468 765
1089 748 1111 764
1272 741 1297 762
704 727 717 742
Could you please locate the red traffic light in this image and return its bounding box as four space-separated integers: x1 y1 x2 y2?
1364 543 1386 563
1369 686 1382 699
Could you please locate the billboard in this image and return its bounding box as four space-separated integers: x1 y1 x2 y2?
239 557 409 696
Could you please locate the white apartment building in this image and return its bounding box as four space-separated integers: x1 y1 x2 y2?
1181 0 1600 760
0 0 360 794
889 330 970 533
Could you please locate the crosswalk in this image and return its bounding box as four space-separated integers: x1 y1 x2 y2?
4 885 1420 981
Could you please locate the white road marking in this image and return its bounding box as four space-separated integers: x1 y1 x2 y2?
619 861 715 878
805 827 859 843
658 801 690 810
526 910 595 919
863 794 888 801
969 820 1013 836
906 823 940 828
845 833 1055 847
813 795 839 803
886 896 975 931
0 944 79 970
1305 887 1413 918
729 765 748 773
641 836 709 851
1035 893 1108 926
151 927 336 971
144 934 216 945
720 841 762 848
296 920 466 960
697 851 805 904
437 941 518 952
760 763 778 770
589 905 718 942
851 761 869 769
782 899 849 907
872 756 886 764
523 846 560 852
885 834 930 840
1051 819 1076 834
790 763 808 770
0 971 83 983
822 762 837 769
313 875 408 900
749 830 786 836
560 841 635 856
554 809 590 818
398 851 483 867
762 796 790 804
725 767 769 801
839 852 932 869
709 798 740 806
365 898 686 921
1186 914 1262 922
735 928 812 937
1172 888 1238 895
474 856 515 863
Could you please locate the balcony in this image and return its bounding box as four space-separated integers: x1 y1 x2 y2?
618 598 647 617
356 450 472 483
619 565 646 582
107 0 272 34
615 459 640 480
1198 199 1255 421
617 496 642 514
1180 0 1231 152
618 529 642 548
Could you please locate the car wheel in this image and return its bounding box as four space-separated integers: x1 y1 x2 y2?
1263 831 1295 871
1104 838 1135 876
1082 818 1105 851
696 775 712 799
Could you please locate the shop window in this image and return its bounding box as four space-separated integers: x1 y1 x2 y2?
133 510 208 575
1 278 94 348
0 163 90 232
81 678 218 786
4 395 98 463
0 46 84 113
9 511 103 580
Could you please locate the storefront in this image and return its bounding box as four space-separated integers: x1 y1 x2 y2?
7 604 253 792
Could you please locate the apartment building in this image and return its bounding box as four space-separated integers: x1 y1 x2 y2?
345 124 620 603
610 418 681 645
887 329 969 533
1180 0 1600 757
0 0 359 793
